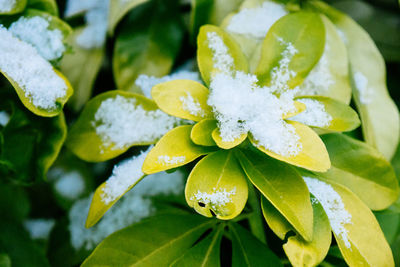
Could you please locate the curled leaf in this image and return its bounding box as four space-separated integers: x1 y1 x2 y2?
190 119 217 146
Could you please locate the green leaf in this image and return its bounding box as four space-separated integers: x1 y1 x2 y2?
308 1 400 160
82 213 216 266
320 133 399 210
190 119 217 146
66 91 160 162
212 128 247 150
60 27 105 112
113 0 184 92
297 15 352 104
197 24 248 86
151 79 213 121
0 254 11 267
189 0 214 41
209 0 243 26
27 0 58 16
262 196 332 267
108 0 149 34
170 225 223 267
230 222 282 267
292 96 360 132
185 150 248 220
375 212 400 244
0 182 30 222
0 0 27 15
255 11 325 88
236 149 313 241
142 125 214 174
0 94 66 184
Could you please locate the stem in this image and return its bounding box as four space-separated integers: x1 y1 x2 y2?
247 183 267 244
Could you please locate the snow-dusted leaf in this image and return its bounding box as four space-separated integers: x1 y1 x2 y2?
290 96 360 132
236 149 314 241
190 119 217 146
82 213 217 266
320 133 399 210
151 79 213 121
108 0 148 34
185 150 248 220
27 0 58 16
142 125 214 174
0 0 27 14
262 196 331 267
197 24 248 86
308 1 400 160
250 121 330 172
212 128 247 149
113 0 184 92
67 91 176 162
255 12 325 88
281 101 306 120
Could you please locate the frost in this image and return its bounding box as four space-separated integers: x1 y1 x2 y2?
180 92 205 117
0 0 15 12
354 72 373 104
101 147 151 204
227 1 287 39
0 26 67 109
9 16 65 60
93 95 180 150
53 170 86 200
291 98 332 128
69 170 184 250
135 70 202 99
207 31 234 74
192 187 236 210
0 111 10 126
157 155 186 166
65 0 109 49
304 177 352 248
24 219 55 240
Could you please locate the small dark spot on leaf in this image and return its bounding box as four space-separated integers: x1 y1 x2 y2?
198 202 205 207
210 209 216 216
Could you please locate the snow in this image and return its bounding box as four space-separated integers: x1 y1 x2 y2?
93 95 180 151
227 1 287 39
9 16 65 60
24 219 55 240
291 98 332 128
69 170 184 250
180 92 205 117
0 0 15 12
54 170 86 200
303 177 352 248
0 26 67 110
354 72 373 104
192 187 236 211
135 70 202 99
157 155 186 166
101 147 151 204
207 31 234 74
0 111 10 126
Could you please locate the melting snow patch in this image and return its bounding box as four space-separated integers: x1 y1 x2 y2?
135 71 202 99
303 177 352 248
93 95 180 150
69 170 184 250
157 155 186 166
192 187 236 210
9 16 65 60
0 111 10 126
180 92 205 117
354 72 373 104
291 98 332 128
207 31 234 74
24 219 55 240
101 147 151 204
0 0 15 12
227 1 287 39
0 26 67 109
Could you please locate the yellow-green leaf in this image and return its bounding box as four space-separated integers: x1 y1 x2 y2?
66 91 163 162
262 196 331 267
292 96 360 132
250 121 331 172
0 0 27 14
108 0 149 34
197 24 248 86
308 1 400 160
191 119 217 146
212 128 247 150
282 101 306 119
236 149 313 241
27 0 58 16
320 134 399 211
152 79 213 121
185 150 248 220
142 125 213 174
255 12 325 88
